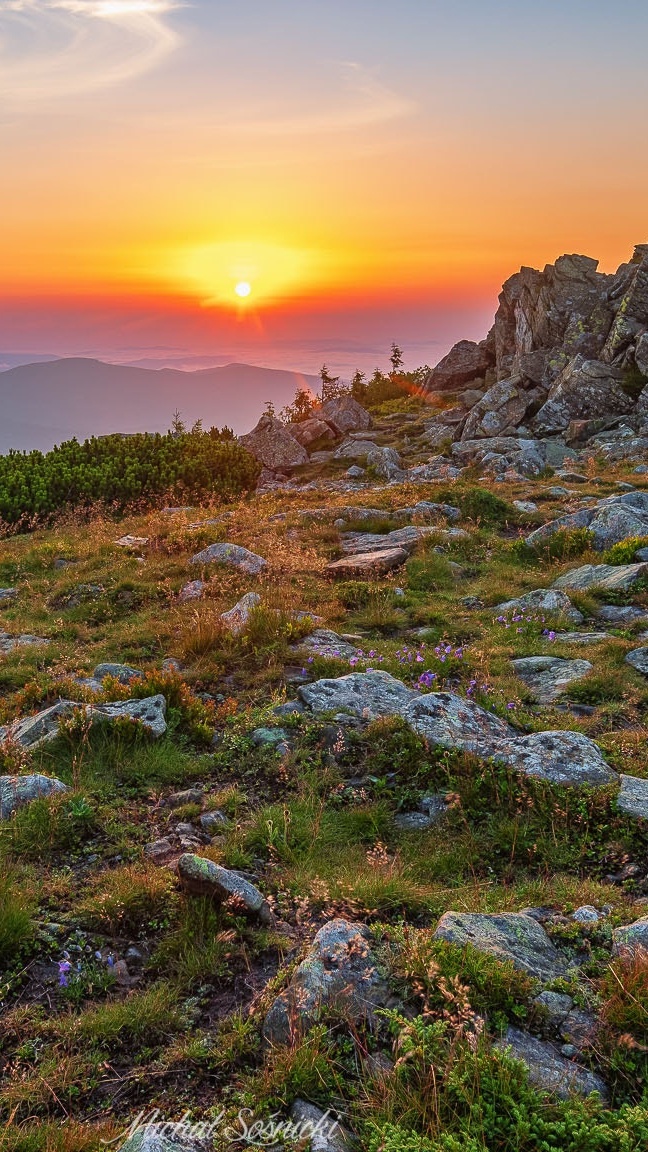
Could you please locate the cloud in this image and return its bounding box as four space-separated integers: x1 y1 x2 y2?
218 62 415 137
0 0 180 100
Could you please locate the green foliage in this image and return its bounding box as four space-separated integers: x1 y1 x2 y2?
602 536 648 565
336 580 371 609
435 486 512 526
0 868 37 969
0 427 259 529
530 527 595 561
406 552 454 592
352 368 412 408
279 386 315 425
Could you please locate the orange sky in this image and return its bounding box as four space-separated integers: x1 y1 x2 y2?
2 1 648 373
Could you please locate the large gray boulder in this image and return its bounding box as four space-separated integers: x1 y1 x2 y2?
613 916 648 955
239 414 308 470
341 525 466 556
263 919 393 1046
177 854 272 924
333 438 379 460
496 1027 608 1100
527 491 648 552
496 730 617 787
320 395 372 434
366 445 404 480
511 656 593 704
553 563 648 593
0 695 167 749
401 691 515 757
0 773 68 819
298 670 416 720
616 774 648 820
495 589 584 624
533 357 632 435
287 417 336 447
423 339 494 392
461 377 533 440
190 542 267 575
434 912 568 981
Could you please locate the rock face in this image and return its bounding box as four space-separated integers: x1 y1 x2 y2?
0 773 68 819
220 592 261 635
320 395 372 434
299 670 416 720
177 854 272 924
616 774 648 820
263 919 393 1046
527 492 648 552
0 695 167 749
287 417 336 447
434 912 568 981
239 414 308 470
511 656 593 704
553 562 648 593
496 1028 608 1100
461 377 533 440
190 542 267 575
423 339 494 392
533 357 632 435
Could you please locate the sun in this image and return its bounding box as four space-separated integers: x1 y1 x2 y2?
235 281 252 299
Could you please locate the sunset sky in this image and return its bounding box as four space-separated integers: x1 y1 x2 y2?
2 0 648 375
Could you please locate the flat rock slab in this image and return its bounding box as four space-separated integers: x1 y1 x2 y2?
299 669 416 719
220 591 261 634
326 547 409 578
625 648 648 675
296 630 361 660
115 535 149 548
496 1027 608 1100
0 633 48 655
616 774 648 820
263 918 393 1046
497 730 617 787
512 656 593 703
190 542 267 574
553 563 648 593
0 695 167 749
342 525 467 555
177 854 272 924
495 589 584 624
434 911 568 982
597 605 648 625
553 632 609 645
0 773 68 819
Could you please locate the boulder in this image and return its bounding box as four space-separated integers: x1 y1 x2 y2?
289 1101 351 1152
495 589 584 624
190 542 267 575
533 357 632 435
553 563 648 593
325 548 409 578
262 919 393 1046
625 648 648 675
423 339 494 392
341 525 465 555
496 731 617 787
0 633 48 655
495 1027 608 1100
552 632 608 645
320 396 372 434
0 695 167 749
239 414 307 469
597 605 648 625
400 691 515 758
616 774 648 820
299 670 416 719
177 854 272 924
93 663 144 685
0 773 68 819
333 439 379 460
287 417 336 447
434 912 568 981
220 592 261 635
366 445 404 480
461 377 533 440
511 656 593 704
296 630 361 660
613 916 648 955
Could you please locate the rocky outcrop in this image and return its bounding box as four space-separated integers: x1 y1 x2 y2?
495 589 584 624
320 396 372 434
423 339 494 392
239 414 308 470
0 695 167 749
461 378 535 440
526 492 648 552
434 911 568 981
287 417 336 447
533 357 632 435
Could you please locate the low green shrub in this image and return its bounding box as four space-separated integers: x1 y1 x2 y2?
602 536 648 565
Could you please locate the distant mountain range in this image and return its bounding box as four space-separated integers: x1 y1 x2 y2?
0 358 319 454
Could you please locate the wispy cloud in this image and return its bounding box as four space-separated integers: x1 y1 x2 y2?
0 0 180 100
219 62 415 137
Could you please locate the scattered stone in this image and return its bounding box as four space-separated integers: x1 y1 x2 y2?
117 1124 209 1152
514 500 538 513
93 663 144 685
199 810 227 831
177 854 272 924
625 648 648 675
239 413 308 469
511 656 593 703
0 588 17 603
220 591 261 635
613 917 648 955
346 465 365 478
553 632 608 645
325 547 409 578
0 695 167 749
553 563 648 593
167 788 203 808
320 395 372 434
496 730 617 787
572 906 599 923
495 1027 608 1099
251 727 289 748
143 839 175 864
495 589 584 624
616 774 648 820
287 417 336 447
366 445 404 480
597 604 648 625
0 632 49 655
178 580 204 602
402 690 515 758
533 990 574 1026
114 535 148 548
289 1100 352 1152
333 438 380 460
434 912 568 981
0 773 68 819
297 630 361 660
161 657 183 674
263 919 393 1046
190 542 267 575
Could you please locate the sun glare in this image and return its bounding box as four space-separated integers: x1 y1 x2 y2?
171 241 312 307
235 281 252 298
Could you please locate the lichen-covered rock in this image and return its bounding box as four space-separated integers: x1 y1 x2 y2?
527 491 648 552
495 1027 608 1100
625 648 648 675
92 696 167 738
325 547 409 578
178 580 204 602
0 633 48 655
287 417 336 447
320 395 372 434
553 562 648 593
533 357 632 435
0 695 167 749
220 592 261 635
423 339 494 392
239 414 308 469
496 730 617 787
296 630 361 660
0 588 17 603
0 773 68 819
616 774 648 820
342 525 467 556
299 670 416 719
366 445 404 480
613 916 648 955
93 663 144 685
190 542 267 575
401 691 514 757
434 912 568 981
177 854 272 924
117 1125 209 1152
333 438 379 460
511 656 593 704
495 589 584 624
262 919 393 1046
289 1101 352 1152
461 377 532 440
